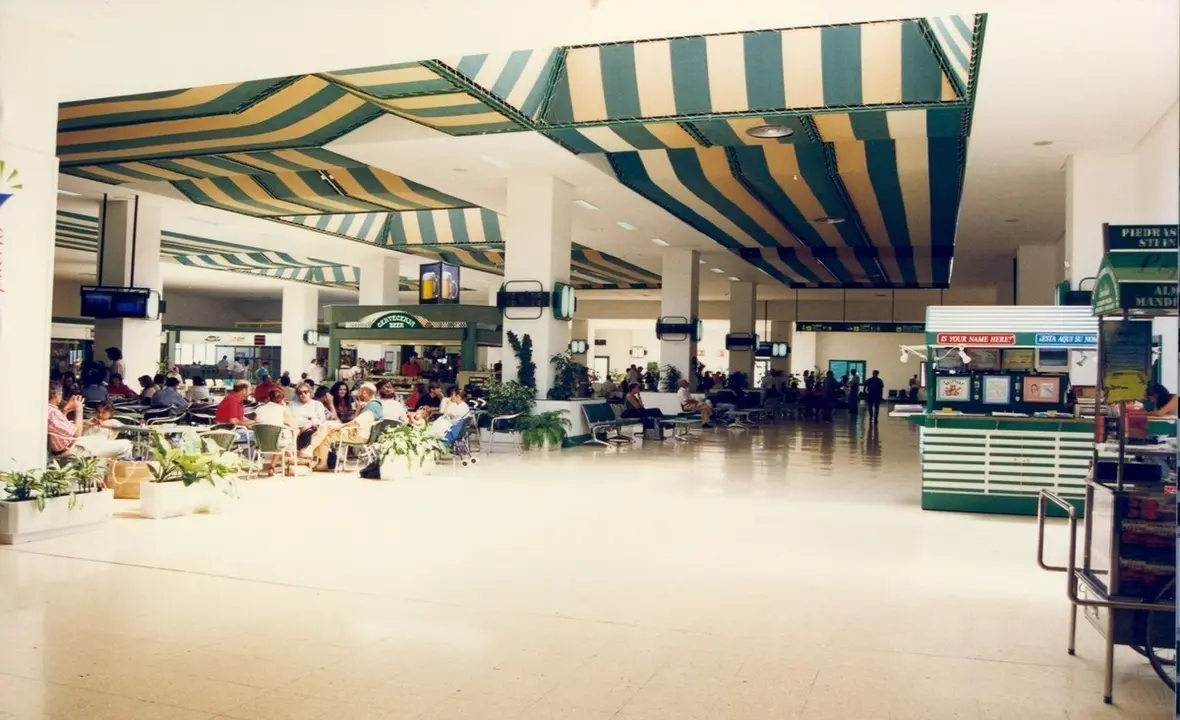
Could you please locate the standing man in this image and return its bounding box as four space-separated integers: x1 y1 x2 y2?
217 355 230 377
864 370 885 425
848 371 861 419
229 357 246 381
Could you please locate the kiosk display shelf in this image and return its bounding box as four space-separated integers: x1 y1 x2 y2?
1035 223 1178 705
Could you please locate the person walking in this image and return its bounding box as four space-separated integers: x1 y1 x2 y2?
865 370 885 424
848 371 861 419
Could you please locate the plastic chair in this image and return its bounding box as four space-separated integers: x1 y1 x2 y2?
199 429 238 453
334 419 399 473
488 413 522 455
249 423 294 479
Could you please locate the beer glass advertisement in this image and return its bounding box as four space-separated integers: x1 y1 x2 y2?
418 262 460 305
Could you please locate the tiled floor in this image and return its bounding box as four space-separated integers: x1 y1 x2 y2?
0 417 1172 719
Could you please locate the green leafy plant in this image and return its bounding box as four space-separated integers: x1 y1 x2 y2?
507 331 536 390
660 364 683 393
148 432 242 493
376 424 448 467
0 456 107 512
486 380 536 419
519 410 571 449
547 351 585 400
608 368 625 384
644 361 660 391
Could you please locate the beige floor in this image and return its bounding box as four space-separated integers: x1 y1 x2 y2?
0 417 1172 719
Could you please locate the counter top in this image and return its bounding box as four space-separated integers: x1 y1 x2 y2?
908 413 1176 436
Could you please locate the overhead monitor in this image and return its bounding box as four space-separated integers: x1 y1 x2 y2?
966 348 1000 371
79 286 161 320
1035 348 1070 372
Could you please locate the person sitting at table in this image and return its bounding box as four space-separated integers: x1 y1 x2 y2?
428 386 470 437
289 383 327 451
47 382 132 459
81 365 109 405
400 353 423 377
214 381 255 443
253 373 278 404
405 382 426 410
622 383 661 421
279 374 296 403
676 379 713 426
254 386 299 476
152 377 189 411
305 382 384 471
313 386 338 421
330 381 354 422
138 375 158 402
1146 383 1178 417
107 373 139 401
84 402 125 439
377 381 408 424
186 375 211 404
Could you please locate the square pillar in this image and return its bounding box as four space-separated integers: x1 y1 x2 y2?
357 255 401 367
729 281 756 377
503 176 572 396
769 321 791 373
0 12 59 472
659 249 700 384
281 285 318 378
93 198 163 385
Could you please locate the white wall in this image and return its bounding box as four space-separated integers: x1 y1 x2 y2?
1135 101 1179 391
811 332 925 393
587 320 732 376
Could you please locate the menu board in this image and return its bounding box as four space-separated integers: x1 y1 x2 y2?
1022 376 1061 404
967 349 1000 371
936 376 970 402
1002 348 1035 371
983 376 1012 405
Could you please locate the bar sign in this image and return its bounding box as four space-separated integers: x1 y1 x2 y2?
935 333 1016 346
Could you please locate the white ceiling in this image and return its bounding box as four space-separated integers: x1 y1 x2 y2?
18 0 1179 305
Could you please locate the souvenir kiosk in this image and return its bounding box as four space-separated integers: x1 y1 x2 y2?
910 305 1127 516
1036 224 1177 703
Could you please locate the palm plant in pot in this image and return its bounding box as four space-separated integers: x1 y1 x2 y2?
142 431 243 519
519 410 571 451
375 423 448 479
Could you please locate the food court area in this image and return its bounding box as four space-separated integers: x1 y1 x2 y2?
1 2 1178 719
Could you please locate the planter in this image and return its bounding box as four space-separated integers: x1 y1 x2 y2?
109 461 156 500
139 480 229 519
526 439 563 452
0 490 114 545
379 454 437 480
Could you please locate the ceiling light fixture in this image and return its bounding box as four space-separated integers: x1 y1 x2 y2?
616 221 637 231
573 199 599 211
57 189 82 197
479 154 511 169
727 276 741 281
746 124 794 139
699 259 707 265
1004 218 1019 223
1032 140 1054 147
710 267 725 274
813 216 845 225
650 238 670 247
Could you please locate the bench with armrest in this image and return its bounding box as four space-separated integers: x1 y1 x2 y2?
582 403 637 446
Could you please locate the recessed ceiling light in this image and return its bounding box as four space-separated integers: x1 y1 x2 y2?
616 221 637 231
479 154 511 169
453 168 468 173
746 124 794 139
699 259 707 265
57 189 82 197
1004 218 1019 223
573 199 599 211
727 276 741 281
1032 140 1053 147
710 267 725 274
813 216 845 224
650 237 669 246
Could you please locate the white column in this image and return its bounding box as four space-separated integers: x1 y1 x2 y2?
483 284 502 369
357 255 401 366
769 321 791 373
1015 245 1058 305
503 175 572 396
0 13 59 472
92 198 162 387
1064 154 1139 288
791 326 817 376
281 285 318 377
659 249 700 384
728 281 756 377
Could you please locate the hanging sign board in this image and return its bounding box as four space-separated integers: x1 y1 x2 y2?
1104 224 1179 251
1099 320 1152 403
935 333 1016 346
1035 333 1097 346
340 311 433 330
796 322 924 333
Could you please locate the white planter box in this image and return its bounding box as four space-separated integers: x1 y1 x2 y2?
0 489 114 545
139 480 230 519
379 454 436 480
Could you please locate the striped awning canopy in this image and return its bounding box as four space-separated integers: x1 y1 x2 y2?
275 209 660 290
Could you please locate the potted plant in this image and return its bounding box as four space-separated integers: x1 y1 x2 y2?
519 410 572 451
0 458 114 545
645 361 661 391
141 431 242 519
506 331 536 390
376 424 447 479
660 364 683 393
547 351 586 400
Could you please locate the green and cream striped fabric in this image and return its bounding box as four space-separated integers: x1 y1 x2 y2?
920 426 1092 511
923 16 979 94
440 49 562 121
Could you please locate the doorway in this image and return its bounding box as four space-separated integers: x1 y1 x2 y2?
592 356 610 382
828 359 866 381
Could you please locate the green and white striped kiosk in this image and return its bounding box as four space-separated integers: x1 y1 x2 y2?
907 306 1170 516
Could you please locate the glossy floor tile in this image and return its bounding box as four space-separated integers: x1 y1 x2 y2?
0 417 1171 719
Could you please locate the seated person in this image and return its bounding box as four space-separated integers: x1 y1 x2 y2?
151 376 190 411
279 374 296 403
405 382 427 410
254 386 298 476
47 382 132 459
187 375 211 403
600 376 618 398
330 381 355 422
214 381 255 443
289 383 328 450
676 379 712 426
314 386 338 421
428 386 470 437
1147 383 1178 417
305 382 384 470
377 382 408 424
85 402 125 439
253 374 279 404
106 373 140 400
411 382 444 422
621 383 660 420
138 374 159 402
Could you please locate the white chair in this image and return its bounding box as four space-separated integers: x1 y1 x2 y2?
488 413 522 455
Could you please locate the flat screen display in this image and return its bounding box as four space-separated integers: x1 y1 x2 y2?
1022 376 1061 404
79 286 157 319
1002 348 1035 372
967 348 1000 371
1036 348 1070 371
935 348 965 372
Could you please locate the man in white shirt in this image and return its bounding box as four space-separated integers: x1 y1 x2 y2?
339 363 356 383
307 358 325 385
676 379 713 426
288 383 326 451
228 357 246 380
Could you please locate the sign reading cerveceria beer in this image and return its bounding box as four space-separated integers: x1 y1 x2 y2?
1104 224 1179 251
341 311 431 330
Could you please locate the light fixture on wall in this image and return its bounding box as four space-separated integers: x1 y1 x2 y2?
746 124 794 139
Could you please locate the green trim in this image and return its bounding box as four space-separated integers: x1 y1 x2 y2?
922 490 1084 517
